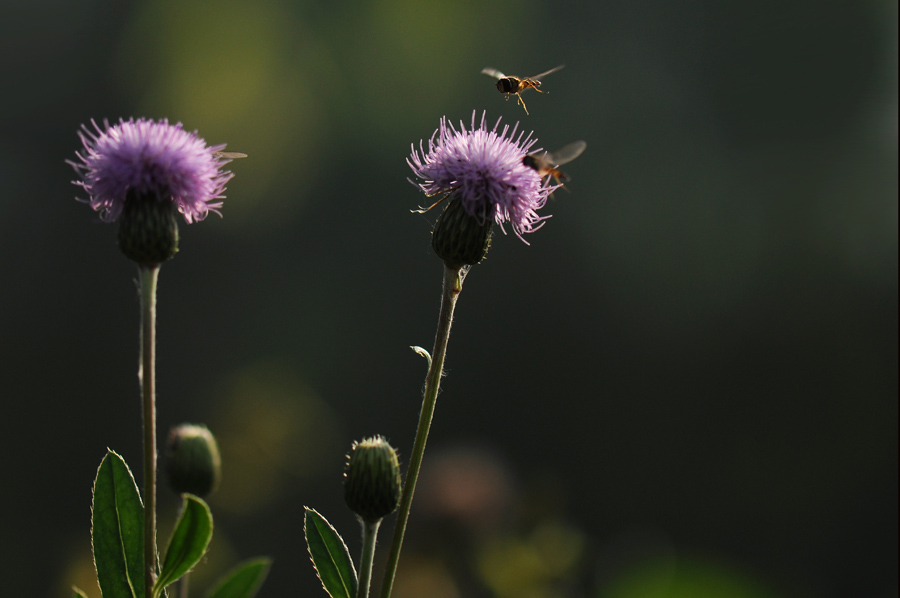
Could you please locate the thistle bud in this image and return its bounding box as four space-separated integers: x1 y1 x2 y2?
166 424 221 498
117 191 180 266
344 436 401 523
431 196 493 268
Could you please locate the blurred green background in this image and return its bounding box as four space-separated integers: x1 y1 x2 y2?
0 0 896 596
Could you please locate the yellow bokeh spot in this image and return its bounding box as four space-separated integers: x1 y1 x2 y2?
206 359 343 514
114 0 327 227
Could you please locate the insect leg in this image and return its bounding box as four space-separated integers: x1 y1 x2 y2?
515 93 530 115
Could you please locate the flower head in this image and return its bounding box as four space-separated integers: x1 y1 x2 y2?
70 118 234 223
408 111 556 243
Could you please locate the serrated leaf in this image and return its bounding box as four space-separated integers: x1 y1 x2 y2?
152 494 213 597
304 507 358 598
205 557 272 598
72 586 90 598
92 449 144 598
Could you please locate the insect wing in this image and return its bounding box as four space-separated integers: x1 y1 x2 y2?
526 64 565 81
545 140 586 167
481 67 507 80
214 151 248 160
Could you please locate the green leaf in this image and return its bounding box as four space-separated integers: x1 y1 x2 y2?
152 494 213 597
304 507 358 598
92 449 145 598
205 557 272 598
72 586 90 598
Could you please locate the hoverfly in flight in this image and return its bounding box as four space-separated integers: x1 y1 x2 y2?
523 140 586 187
481 65 565 114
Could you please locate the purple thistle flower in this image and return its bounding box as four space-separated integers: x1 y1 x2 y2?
69 118 234 224
408 111 556 243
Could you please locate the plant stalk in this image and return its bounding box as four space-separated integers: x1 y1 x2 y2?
357 520 382 598
139 265 160 597
379 264 466 598
176 573 190 598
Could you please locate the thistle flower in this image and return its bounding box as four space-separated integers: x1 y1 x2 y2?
408 111 556 245
69 118 235 264
70 118 233 224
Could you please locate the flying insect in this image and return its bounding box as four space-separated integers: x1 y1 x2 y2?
481 65 565 114
523 140 586 186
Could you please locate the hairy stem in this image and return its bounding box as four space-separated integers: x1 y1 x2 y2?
379 264 466 598
139 265 160 597
357 520 382 598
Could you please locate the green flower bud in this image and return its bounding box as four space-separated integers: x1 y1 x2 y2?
117 191 180 266
432 196 493 268
166 424 221 498
344 436 402 523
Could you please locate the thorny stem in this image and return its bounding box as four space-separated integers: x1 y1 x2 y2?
140 265 160 597
379 264 466 598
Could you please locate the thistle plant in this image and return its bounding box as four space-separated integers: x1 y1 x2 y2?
304 112 561 598
69 118 269 598
382 112 556 596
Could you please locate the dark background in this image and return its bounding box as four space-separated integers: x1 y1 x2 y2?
0 0 896 596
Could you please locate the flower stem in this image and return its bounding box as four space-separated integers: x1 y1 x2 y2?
139 265 160 597
177 572 190 598
379 264 466 598
357 520 382 598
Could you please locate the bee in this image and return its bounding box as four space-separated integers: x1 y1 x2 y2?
523 140 586 186
481 65 565 114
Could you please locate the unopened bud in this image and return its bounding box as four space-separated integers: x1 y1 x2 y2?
344 436 401 523
166 424 221 498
